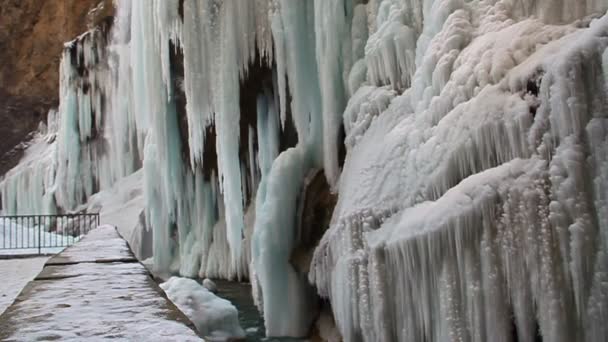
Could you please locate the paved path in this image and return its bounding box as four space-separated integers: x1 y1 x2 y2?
0 257 48 315
0 226 203 341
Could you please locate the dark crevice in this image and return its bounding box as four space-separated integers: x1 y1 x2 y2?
169 40 190 165
82 81 90 95
526 78 539 95
338 122 347 168
509 313 544 342
178 0 185 20
278 86 298 153
202 125 218 181
291 169 337 275
530 103 539 118
526 70 544 118
238 54 274 205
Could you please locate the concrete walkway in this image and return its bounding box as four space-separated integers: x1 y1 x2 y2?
0 226 203 341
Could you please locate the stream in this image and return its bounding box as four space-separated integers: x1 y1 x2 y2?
210 280 307 342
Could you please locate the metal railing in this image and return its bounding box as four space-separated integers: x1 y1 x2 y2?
0 213 100 255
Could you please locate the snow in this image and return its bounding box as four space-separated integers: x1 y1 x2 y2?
0 226 203 341
0 257 48 315
160 277 245 341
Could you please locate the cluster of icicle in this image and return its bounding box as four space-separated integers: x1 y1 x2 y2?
0 27 109 216
310 1 608 341
2 0 608 340
3 0 342 336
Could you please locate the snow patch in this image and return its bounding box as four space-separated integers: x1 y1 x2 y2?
160 277 245 341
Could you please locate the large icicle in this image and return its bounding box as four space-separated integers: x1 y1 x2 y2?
314 0 355 189
251 0 327 336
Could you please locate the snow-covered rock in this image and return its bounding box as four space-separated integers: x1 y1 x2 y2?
202 278 217 293
160 277 245 341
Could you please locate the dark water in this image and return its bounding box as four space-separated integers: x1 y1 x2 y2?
209 280 306 342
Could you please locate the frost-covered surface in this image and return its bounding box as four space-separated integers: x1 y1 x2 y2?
161 277 245 341
0 257 48 315
309 2 608 342
2 0 608 340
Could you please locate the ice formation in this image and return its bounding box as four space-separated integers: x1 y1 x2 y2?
1 0 608 340
160 277 245 340
309 2 608 342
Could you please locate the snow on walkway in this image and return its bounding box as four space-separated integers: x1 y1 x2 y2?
0 257 48 315
0 226 203 341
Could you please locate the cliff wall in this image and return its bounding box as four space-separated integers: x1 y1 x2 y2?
0 0 110 175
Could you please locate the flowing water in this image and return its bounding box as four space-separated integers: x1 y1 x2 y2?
210 280 307 342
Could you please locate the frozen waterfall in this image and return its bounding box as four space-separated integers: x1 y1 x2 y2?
1 0 608 340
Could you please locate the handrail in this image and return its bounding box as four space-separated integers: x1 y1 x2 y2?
0 213 100 255
0 214 100 218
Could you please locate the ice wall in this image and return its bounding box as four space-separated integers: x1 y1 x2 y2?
0 111 59 216
4 0 327 336
310 1 608 341
2 0 608 340
0 25 113 216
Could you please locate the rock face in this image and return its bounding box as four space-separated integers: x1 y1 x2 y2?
0 0 106 175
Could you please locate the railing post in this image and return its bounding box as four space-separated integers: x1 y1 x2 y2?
38 218 42 255
1 213 98 253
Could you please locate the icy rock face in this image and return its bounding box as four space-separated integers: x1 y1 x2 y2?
3 0 608 340
0 111 59 216
1 26 112 216
310 1 608 342
0 0 102 174
160 277 245 340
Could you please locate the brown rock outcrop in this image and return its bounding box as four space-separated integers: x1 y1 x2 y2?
0 0 109 175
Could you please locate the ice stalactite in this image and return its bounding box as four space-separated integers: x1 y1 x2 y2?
314 0 356 189
0 111 59 216
130 0 185 273
215 0 246 265
181 0 216 169
251 1 326 335
55 28 110 211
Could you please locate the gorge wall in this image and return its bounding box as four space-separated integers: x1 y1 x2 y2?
0 0 110 175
